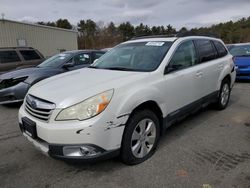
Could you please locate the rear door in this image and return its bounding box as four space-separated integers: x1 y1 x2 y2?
194 39 221 97
0 50 22 73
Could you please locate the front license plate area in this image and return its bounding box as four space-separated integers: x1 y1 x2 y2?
22 117 37 139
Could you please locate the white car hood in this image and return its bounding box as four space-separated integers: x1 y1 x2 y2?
28 68 145 108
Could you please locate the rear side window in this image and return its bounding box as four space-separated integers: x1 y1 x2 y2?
0 51 21 63
195 40 217 63
73 53 91 65
213 41 228 58
20 50 41 60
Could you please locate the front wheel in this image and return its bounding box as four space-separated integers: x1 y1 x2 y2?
216 80 231 110
120 110 160 165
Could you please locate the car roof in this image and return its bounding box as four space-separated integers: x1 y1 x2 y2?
124 34 221 44
0 47 35 50
125 37 177 43
62 49 106 54
227 43 250 46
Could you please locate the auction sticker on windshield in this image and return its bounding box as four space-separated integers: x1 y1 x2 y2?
146 42 165 46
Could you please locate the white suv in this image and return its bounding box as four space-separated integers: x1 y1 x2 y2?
18 35 236 165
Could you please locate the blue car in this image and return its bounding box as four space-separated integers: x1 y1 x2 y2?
227 43 250 80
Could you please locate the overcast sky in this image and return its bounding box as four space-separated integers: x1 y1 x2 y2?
1 0 250 29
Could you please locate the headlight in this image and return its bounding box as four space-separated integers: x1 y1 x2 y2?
55 89 114 121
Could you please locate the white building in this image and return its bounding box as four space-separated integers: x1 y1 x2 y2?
0 19 78 57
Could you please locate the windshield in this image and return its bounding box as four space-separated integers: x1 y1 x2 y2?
91 41 173 72
38 53 72 68
228 44 250 57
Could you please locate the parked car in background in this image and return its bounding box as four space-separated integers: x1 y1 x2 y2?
18 35 236 165
227 43 250 80
0 47 44 74
0 50 106 104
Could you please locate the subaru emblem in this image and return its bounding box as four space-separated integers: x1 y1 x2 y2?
31 101 37 109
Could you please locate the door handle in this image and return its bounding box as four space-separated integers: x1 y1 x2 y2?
196 71 203 77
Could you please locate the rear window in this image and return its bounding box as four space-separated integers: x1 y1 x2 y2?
20 50 41 61
0 50 21 63
195 40 217 63
213 40 228 58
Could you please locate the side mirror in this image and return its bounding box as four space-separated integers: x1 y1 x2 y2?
62 62 74 69
164 64 182 74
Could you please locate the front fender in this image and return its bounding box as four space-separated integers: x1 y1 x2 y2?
115 85 167 118
217 61 235 90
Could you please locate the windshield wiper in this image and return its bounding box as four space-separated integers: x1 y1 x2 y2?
88 65 99 69
102 67 139 71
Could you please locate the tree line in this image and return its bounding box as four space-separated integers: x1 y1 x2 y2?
37 17 250 49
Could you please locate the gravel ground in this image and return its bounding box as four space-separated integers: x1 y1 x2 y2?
0 82 250 188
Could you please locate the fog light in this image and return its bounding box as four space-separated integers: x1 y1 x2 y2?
63 145 101 157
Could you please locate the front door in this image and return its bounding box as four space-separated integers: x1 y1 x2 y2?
162 40 202 116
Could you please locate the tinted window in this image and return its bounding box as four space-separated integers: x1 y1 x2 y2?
195 40 217 63
38 53 72 68
92 42 173 72
213 40 228 57
74 53 91 65
0 51 21 63
228 44 250 57
168 40 197 71
20 50 41 60
93 52 105 60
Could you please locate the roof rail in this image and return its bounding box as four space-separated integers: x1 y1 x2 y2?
176 32 219 38
131 34 177 40
129 32 219 41
0 47 34 50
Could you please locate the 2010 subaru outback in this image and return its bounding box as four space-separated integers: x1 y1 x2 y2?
18 35 236 165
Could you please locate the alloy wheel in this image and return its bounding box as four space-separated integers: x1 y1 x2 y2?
131 118 156 158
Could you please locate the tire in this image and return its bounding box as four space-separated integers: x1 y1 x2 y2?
215 79 231 110
120 109 160 165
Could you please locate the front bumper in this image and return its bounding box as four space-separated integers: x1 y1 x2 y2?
18 104 128 161
0 82 30 104
20 129 119 162
236 68 250 80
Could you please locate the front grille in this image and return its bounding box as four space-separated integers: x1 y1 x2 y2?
25 94 55 121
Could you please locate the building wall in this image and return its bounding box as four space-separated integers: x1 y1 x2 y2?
0 19 78 57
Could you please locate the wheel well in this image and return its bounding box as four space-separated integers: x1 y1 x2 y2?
130 101 164 135
223 74 231 85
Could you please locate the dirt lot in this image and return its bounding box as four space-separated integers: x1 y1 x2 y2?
0 83 250 188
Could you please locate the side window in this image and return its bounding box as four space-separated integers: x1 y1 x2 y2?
73 53 91 65
20 50 41 60
93 52 105 60
213 40 228 58
168 40 197 71
195 40 217 63
0 50 21 63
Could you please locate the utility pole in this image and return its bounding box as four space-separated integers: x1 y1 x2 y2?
1 13 5 20
1 13 5 23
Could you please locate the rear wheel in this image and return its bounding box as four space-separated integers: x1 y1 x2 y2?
121 110 160 165
216 79 231 110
